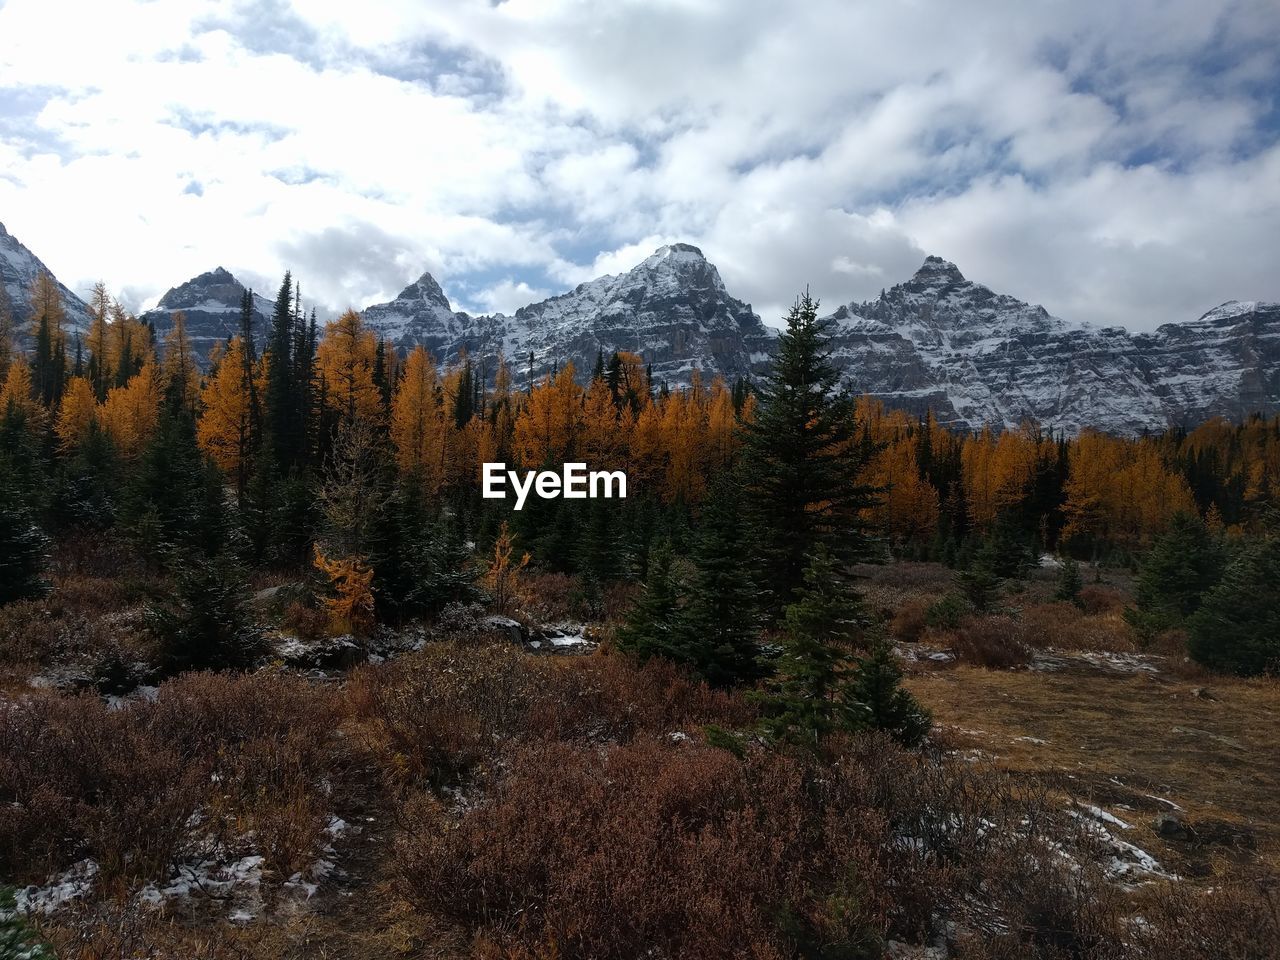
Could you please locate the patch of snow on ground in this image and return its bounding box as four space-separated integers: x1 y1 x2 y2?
14 860 98 914
1074 803 1133 830
1070 807 1172 883
19 816 353 923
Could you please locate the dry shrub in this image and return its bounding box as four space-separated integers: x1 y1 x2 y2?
41 898 256 960
0 693 207 884
0 672 344 890
891 599 929 643
280 599 330 641
348 642 538 785
392 728 1142 959
349 644 755 788
1077 584 1128 616
601 580 641 622
149 672 342 883
394 738 897 960
950 616 1032 668
529 653 756 743
1020 602 1139 653
50 534 142 579
515 571 578 621
0 575 155 676
1124 881 1280 959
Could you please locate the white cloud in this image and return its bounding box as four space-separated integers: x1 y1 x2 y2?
0 0 1277 331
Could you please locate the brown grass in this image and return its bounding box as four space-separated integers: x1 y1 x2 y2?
907 664 1280 884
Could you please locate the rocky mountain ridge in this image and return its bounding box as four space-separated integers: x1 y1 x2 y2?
4 218 1276 434
0 221 92 339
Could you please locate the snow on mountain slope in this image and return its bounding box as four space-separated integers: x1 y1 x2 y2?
139 267 274 366
0 221 92 339
8 212 1277 436
361 243 775 387
823 257 1278 434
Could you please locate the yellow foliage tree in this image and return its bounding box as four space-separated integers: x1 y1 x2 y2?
316 309 382 427
56 376 98 451
0 357 38 419
101 360 160 458
485 521 529 615
197 336 262 490
513 363 583 467
390 346 447 491
312 544 376 637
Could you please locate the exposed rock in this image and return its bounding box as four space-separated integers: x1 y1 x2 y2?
140 267 274 367
361 243 775 390
0 220 92 340
1152 812 1191 841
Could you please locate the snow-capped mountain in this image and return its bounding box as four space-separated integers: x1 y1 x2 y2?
0 221 92 339
140 267 274 364
8 212 1278 435
823 256 1280 433
362 243 776 387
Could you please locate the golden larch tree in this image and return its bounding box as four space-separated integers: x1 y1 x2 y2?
56 376 98 451
316 309 382 427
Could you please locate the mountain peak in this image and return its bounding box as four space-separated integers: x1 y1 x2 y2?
396 270 452 312
910 255 966 286
643 242 707 267
156 267 249 310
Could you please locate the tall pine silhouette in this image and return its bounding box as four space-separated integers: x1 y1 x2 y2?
740 291 879 612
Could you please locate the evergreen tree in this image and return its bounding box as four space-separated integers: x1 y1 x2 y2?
32 313 58 406
845 637 931 747
123 410 227 565
955 540 1003 612
615 542 684 664
984 512 1035 580
0 493 51 605
1186 537 1280 676
758 546 867 747
678 479 766 687
1125 512 1223 637
146 550 265 675
577 496 620 584
740 291 879 611
1054 555 1083 604
372 476 479 620
263 271 299 471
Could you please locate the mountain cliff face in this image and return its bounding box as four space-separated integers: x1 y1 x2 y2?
0 221 92 340
140 267 273 364
7 214 1277 435
362 243 775 387
823 257 1279 433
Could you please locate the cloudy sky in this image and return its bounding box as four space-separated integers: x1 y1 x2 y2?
1 0 1278 330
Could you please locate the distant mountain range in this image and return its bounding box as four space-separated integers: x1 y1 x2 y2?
2 219 1276 434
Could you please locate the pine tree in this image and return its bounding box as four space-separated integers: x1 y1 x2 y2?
984 511 1035 580
1187 537 1280 676
740 291 878 611
616 541 684 664
678 478 765 687
0 493 52 605
1125 511 1223 637
758 547 866 747
0 282 14 384
955 543 1002 612
146 550 264 674
263 271 298 471
845 637 931 747
372 478 479 621
1054 555 1083 604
